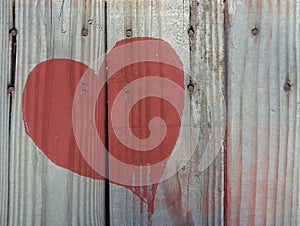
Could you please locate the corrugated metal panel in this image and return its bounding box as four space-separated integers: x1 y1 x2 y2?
0 1 13 225
107 0 225 225
8 0 106 225
226 0 300 225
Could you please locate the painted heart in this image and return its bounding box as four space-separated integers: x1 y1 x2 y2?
22 38 185 213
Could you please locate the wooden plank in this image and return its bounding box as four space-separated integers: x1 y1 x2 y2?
106 1 190 224
188 0 225 225
9 0 106 225
0 1 13 225
107 0 225 225
226 0 300 225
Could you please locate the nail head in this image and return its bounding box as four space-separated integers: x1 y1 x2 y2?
283 83 291 92
251 27 259 36
187 83 195 93
7 86 15 94
126 29 132 37
9 29 18 36
188 26 194 37
81 28 88 36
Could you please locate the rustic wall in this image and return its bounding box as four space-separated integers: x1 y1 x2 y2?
0 0 299 226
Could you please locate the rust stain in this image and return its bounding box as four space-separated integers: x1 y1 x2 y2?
268 0 272 8
277 0 280 13
191 0 197 12
161 147 220 224
257 0 263 11
225 123 241 225
246 0 281 14
286 0 289 14
73 0 79 8
161 173 195 226
45 0 51 7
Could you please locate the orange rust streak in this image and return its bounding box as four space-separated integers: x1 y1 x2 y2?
257 0 263 12
246 0 277 13
45 0 51 8
277 0 280 13
161 173 187 225
268 0 272 8
226 126 242 225
73 1 79 8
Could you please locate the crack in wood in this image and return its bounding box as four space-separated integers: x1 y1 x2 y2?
58 0 67 33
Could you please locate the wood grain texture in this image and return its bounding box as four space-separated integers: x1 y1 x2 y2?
226 0 300 225
107 1 190 224
188 0 225 225
6 0 300 225
7 1 106 225
107 0 225 225
0 1 13 225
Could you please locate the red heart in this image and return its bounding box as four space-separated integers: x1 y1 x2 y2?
22 38 184 214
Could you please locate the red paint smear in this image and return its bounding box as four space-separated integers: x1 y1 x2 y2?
22 37 184 214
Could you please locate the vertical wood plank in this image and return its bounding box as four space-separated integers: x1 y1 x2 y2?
107 1 190 224
107 0 225 225
226 0 300 225
9 0 106 225
0 1 13 225
188 0 225 225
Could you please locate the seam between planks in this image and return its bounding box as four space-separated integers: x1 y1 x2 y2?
7 1 17 226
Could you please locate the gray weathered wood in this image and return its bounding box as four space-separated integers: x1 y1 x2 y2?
107 0 225 225
4 0 299 225
8 0 106 225
0 1 13 225
226 0 300 225
188 0 225 225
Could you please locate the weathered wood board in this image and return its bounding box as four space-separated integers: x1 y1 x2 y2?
107 0 225 225
226 0 300 225
2 0 300 225
6 0 106 225
1 0 226 225
0 1 13 225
